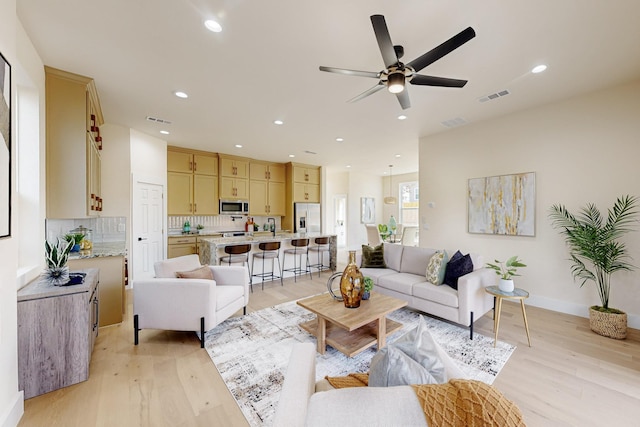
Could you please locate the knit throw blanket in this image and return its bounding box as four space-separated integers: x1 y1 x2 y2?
325 375 526 427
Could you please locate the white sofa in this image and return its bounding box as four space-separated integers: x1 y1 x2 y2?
133 254 249 347
273 342 466 427
359 243 494 338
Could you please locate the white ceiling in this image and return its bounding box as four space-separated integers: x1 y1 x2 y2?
17 0 640 176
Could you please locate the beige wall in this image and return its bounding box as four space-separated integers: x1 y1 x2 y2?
419 79 640 327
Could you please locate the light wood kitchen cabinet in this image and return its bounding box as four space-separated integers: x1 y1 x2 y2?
168 235 197 258
18 269 99 399
45 66 104 218
220 155 249 178
68 257 124 327
167 147 219 215
220 176 249 199
168 149 218 175
293 182 320 203
250 162 286 215
293 165 320 185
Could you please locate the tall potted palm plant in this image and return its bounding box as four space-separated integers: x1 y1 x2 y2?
549 195 638 339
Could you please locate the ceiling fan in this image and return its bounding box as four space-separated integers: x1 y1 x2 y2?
319 15 476 110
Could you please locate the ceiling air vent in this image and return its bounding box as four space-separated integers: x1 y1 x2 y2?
441 117 467 128
478 89 510 103
304 150 317 155
146 116 172 125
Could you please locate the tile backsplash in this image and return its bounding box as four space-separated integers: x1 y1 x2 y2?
168 215 282 233
46 216 126 244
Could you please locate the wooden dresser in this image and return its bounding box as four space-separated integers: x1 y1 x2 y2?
17 269 99 399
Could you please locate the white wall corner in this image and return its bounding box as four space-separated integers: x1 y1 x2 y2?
0 390 24 427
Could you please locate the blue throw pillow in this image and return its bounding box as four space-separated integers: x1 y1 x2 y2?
443 251 474 290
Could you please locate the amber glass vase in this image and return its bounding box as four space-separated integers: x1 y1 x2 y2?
340 251 364 308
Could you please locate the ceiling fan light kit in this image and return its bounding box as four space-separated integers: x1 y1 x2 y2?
319 14 476 109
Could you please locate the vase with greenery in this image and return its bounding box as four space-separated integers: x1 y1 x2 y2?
362 276 374 300
44 238 74 286
64 233 85 252
486 256 527 292
549 195 638 339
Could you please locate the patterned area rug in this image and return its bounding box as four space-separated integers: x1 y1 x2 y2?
204 298 515 427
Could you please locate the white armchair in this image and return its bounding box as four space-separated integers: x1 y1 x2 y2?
133 254 249 347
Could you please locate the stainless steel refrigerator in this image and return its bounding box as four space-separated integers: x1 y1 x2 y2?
294 203 321 234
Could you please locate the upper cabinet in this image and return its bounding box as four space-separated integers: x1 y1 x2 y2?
167 147 218 215
290 163 321 203
219 155 250 199
249 162 286 216
45 67 104 218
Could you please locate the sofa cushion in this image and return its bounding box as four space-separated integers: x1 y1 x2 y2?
426 250 448 285
378 273 425 295
361 244 386 268
443 252 474 290
383 243 403 271
359 268 396 284
413 282 459 308
154 254 202 278
369 316 445 387
305 386 427 427
400 246 437 276
176 265 214 280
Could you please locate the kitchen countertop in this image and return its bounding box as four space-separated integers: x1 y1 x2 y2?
68 242 127 259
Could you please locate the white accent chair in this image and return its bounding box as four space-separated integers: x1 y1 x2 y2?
133 254 249 347
365 224 382 246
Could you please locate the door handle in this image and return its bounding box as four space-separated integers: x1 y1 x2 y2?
138 237 147 241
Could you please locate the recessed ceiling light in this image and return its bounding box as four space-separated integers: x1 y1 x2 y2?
174 91 188 99
160 130 169 135
346 165 351 168
274 120 284 125
336 137 344 142
289 154 295 158
204 19 222 33
394 154 401 158
531 64 547 74
235 144 243 148
397 115 407 120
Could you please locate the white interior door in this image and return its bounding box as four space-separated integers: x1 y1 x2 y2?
334 194 347 248
132 176 164 281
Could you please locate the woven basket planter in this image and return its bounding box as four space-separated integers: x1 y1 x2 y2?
589 307 627 339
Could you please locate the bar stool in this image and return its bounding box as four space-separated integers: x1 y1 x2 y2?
282 238 311 282
219 243 253 290
308 237 330 277
251 241 283 290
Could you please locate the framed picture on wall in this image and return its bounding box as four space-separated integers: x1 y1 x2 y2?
0 51 11 238
361 197 375 223
468 172 536 236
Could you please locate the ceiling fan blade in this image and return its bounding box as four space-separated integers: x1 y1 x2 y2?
410 74 468 88
370 15 398 68
319 66 381 79
347 83 385 103
396 90 411 110
407 27 476 72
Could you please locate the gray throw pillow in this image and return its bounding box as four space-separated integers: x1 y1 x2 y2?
361 244 386 268
369 316 445 387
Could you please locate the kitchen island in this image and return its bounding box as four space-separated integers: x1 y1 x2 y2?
199 233 337 282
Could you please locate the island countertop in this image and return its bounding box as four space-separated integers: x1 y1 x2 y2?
199 233 337 273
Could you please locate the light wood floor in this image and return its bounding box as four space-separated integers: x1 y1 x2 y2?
19 268 640 427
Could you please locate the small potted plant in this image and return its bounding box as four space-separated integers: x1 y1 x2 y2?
486 256 526 292
44 238 74 286
362 276 374 300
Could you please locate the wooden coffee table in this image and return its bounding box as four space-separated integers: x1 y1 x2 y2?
297 292 408 357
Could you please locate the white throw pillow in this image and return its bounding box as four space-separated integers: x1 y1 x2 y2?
369 315 445 387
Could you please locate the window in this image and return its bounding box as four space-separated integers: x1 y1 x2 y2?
399 181 418 226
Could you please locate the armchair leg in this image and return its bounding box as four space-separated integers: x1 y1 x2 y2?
469 311 474 340
134 314 139 345
243 306 247 315
200 317 205 348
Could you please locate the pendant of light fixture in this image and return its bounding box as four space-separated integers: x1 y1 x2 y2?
384 165 397 205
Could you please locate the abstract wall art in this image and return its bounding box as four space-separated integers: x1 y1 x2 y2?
0 51 10 238
468 172 535 236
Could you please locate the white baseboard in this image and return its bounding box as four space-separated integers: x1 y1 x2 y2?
0 390 24 427
527 295 640 329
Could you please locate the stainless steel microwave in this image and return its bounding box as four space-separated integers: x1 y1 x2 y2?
219 199 249 215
